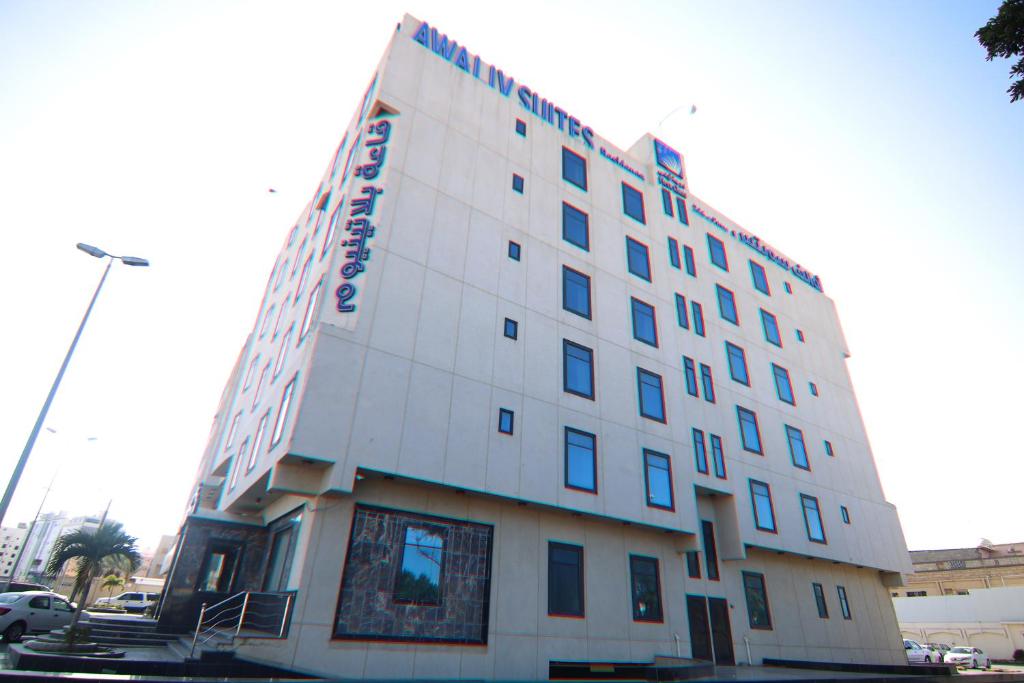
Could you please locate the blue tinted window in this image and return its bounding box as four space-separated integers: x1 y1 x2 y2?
562 266 591 319
700 363 716 403
622 183 646 224
515 119 527 136
841 506 850 524
707 234 729 271
710 434 726 479
691 301 705 337
786 425 809 470
725 342 749 385
498 408 514 434
784 281 793 294
565 427 596 492
504 318 518 340
676 197 689 225
643 450 673 509
737 406 763 454
626 237 651 281
716 285 738 324
675 294 689 329
693 428 708 474
809 382 819 397
508 240 521 261
683 357 698 397
796 329 805 342
637 368 665 422
837 586 851 619
562 203 590 251
667 237 681 269
772 364 795 405
562 147 587 190
801 494 827 543
761 309 782 346
750 260 770 295
824 440 834 457
683 246 696 276
563 340 594 399
512 174 524 193
749 480 776 532
661 189 674 217
631 298 658 347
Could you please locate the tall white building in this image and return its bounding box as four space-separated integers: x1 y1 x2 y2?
162 14 912 679
0 525 28 578
19 512 102 583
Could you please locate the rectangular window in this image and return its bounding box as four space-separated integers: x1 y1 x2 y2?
626 237 651 281
837 585 851 620
710 434 726 479
841 505 850 524
229 438 247 489
701 520 719 580
683 356 699 397
743 572 773 629
224 411 242 452
784 281 793 293
707 234 729 271
270 374 297 448
716 285 738 324
725 342 749 385
693 428 709 474
273 326 293 379
637 369 665 422
631 298 658 347
667 237 681 269
259 304 276 339
824 440 834 457
750 260 770 295
675 294 689 329
322 203 343 260
796 329 805 342
700 363 716 403
252 362 270 409
563 340 595 399
565 428 597 493
683 245 696 276
761 309 782 346
294 254 313 303
809 382 819 397
300 278 323 342
772 364 795 405
562 266 591 319
801 494 827 543
562 147 588 190
562 202 590 251
786 425 810 470
691 301 705 336
508 241 521 261
244 356 259 390
548 542 584 617
503 318 518 340
813 583 829 618
629 555 663 622
643 450 674 510
498 408 514 435
247 411 269 472
676 197 689 225
749 480 776 532
515 118 527 136
737 406 763 454
512 173 524 193
661 188 674 217
395 527 444 605
622 182 646 224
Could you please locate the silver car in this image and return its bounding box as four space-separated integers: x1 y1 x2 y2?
944 646 991 669
0 591 75 642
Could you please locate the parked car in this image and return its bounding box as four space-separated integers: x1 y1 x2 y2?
944 646 991 669
926 642 951 659
0 591 75 642
1 582 52 593
93 591 159 613
904 639 939 663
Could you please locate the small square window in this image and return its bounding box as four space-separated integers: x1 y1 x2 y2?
841 505 850 524
683 245 696 277
716 285 739 325
508 241 521 261
796 329 805 342
626 237 651 281
784 281 793 294
691 301 705 337
809 382 819 397
631 298 658 347
661 189 674 217
622 183 646 224
504 318 518 340
676 197 689 225
562 203 590 251
515 119 527 136
512 174 524 193
707 234 729 271
498 408 514 435
824 440 834 457
562 147 588 190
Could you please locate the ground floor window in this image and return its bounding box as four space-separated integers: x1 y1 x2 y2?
196 540 242 593
629 555 663 622
548 542 584 617
742 571 772 630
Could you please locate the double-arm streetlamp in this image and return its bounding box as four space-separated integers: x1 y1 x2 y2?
0 243 149 528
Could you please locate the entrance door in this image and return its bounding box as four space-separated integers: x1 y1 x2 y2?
686 595 712 661
708 597 735 665
686 594 734 665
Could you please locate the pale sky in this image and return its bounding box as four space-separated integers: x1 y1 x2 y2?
0 0 1020 554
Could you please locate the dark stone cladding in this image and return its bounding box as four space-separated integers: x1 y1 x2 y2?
334 504 494 644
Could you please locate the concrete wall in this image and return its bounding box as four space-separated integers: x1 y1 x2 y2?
895 587 1024 659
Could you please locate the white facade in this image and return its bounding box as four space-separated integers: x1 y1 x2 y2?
175 14 912 679
0 525 28 578
896 586 1024 659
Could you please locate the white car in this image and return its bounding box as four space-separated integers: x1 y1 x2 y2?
944 646 991 669
904 638 939 663
93 591 159 613
0 591 75 642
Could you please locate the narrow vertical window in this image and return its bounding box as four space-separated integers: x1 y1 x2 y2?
512 173 524 193
252 362 270 410
676 197 689 225
548 543 584 617
259 304 276 339
683 357 699 397
809 382 819 397
840 505 850 524
269 374 297 448
801 494 827 543
837 586 851 620
693 428 708 474
562 266 592 319
710 434 726 479
300 279 323 342
395 527 444 604
784 281 793 294
786 425 810 470
667 237 681 269
796 329 805 342
622 183 646 224
294 254 313 303
243 355 260 390
700 363 716 403
716 285 739 324
824 440 834 457
508 241 521 261
274 258 290 291
661 189 674 217
247 411 269 472
685 551 701 578
562 202 590 251
563 340 595 399
701 520 719 580
725 342 749 385
562 147 588 190
224 412 242 452
743 572 773 629
565 428 597 493
229 438 248 490
772 364 795 405
761 309 782 346
630 298 658 347
675 294 689 329
736 406 763 454
643 450 674 509
637 369 665 422
498 408 514 434
707 234 729 271
629 555 663 622
750 260 770 295
691 301 705 337
749 480 776 532
503 318 518 340
813 583 829 618
273 326 294 379
626 237 651 281
683 245 696 276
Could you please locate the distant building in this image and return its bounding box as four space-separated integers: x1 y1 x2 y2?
892 540 1024 598
18 512 103 583
142 535 177 578
895 585 1024 659
0 524 28 578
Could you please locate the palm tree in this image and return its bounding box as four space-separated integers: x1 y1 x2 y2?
100 574 124 600
45 521 141 630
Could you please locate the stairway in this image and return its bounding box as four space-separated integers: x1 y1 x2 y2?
61 615 185 647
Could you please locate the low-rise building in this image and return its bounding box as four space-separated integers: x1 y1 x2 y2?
892 540 1024 598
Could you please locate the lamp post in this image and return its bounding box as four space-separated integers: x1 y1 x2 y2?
0 243 149 529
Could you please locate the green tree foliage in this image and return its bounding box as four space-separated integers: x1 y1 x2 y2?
976 0 1024 102
101 573 125 599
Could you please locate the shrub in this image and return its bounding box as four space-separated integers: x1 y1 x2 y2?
1013 648 1024 662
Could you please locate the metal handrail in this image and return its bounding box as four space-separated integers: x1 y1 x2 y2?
189 591 293 657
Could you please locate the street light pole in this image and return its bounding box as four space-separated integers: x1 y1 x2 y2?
0 243 148 529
